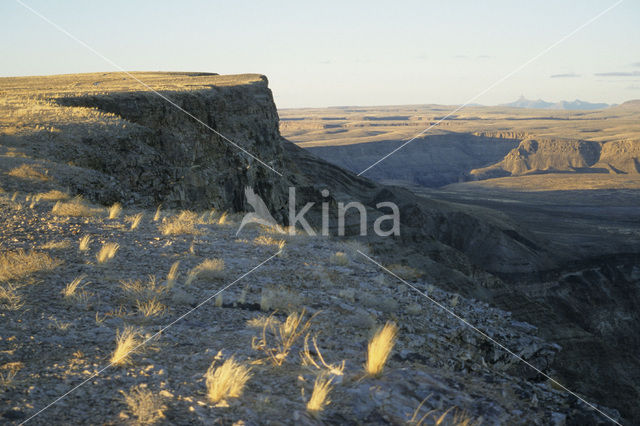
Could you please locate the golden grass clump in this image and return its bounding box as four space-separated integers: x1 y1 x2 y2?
7 164 49 181
166 261 180 288
78 235 91 251
126 212 144 230
108 202 123 219
365 322 398 377
306 374 333 416
329 251 349 266
96 242 119 264
120 275 166 300
136 297 166 318
0 362 23 389
52 197 102 217
36 189 69 201
111 326 142 366
62 274 88 299
204 357 252 405
0 284 24 310
0 250 61 282
121 384 166 425
39 240 72 250
153 205 162 222
254 235 286 250
159 211 202 236
252 309 316 366
259 287 303 313
185 258 225 285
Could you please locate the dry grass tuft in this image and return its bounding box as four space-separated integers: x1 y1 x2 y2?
254 235 286 250
0 362 23 389
252 309 316 366
36 189 69 201
185 258 225 285
365 322 398 377
52 197 102 217
329 251 349 266
301 334 345 376
306 373 333 416
159 211 202 236
204 356 252 405
96 242 119 264
121 384 166 425
126 213 144 230
62 274 89 299
120 275 166 300
166 261 180 289
260 287 303 312
0 284 24 310
40 240 72 250
108 203 123 219
8 164 49 181
136 297 166 318
111 326 142 366
0 250 61 282
78 235 91 251
217 212 229 225
153 205 162 222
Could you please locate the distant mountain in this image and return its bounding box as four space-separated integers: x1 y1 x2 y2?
501 96 609 110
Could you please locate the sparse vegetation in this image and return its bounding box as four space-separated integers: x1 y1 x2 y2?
8 164 49 181
111 326 142 366
121 384 166 425
127 212 144 230
159 211 202 236
259 286 303 312
36 189 69 201
166 261 180 288
0 250 61 282
136 297 166 318
78 235 91 251
153 205 162 222
254 235 286 250
40 240 71 250
306 373 333 416
52 197 102 217
120 276 166 300
96 242 119 264
365 322 398 377
62 274 88 299
204 356 252 405
329 251 349 266
0 284 23 310
108 203 122 219
301 334 345 376
185 258 225 285
0 362 23 390
252 309 316 366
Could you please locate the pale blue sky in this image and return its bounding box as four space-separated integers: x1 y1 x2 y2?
1 0 639 107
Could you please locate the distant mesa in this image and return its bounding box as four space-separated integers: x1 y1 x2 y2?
501 96 610 110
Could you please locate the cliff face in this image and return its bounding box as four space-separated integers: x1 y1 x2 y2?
54 76 289 215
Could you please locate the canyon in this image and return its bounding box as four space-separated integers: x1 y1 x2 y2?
1 72 638 423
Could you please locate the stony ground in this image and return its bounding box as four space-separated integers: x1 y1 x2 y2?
0 187 617 425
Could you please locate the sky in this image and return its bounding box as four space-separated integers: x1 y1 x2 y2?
1 0 639 108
